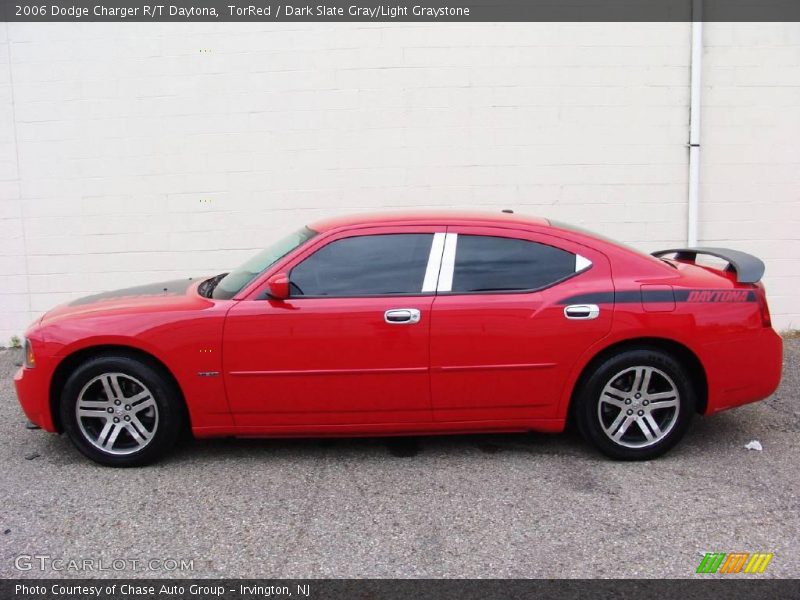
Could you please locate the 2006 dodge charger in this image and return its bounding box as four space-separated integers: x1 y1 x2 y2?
14 212 783 466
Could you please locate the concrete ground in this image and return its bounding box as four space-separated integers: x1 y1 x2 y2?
0 340 797 579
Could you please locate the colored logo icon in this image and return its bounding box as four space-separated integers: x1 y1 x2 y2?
696 552 773 574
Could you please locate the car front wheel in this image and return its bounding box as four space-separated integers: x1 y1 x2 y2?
60 355 184 467
575 349 695 460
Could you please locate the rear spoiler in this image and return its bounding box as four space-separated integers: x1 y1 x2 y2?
651 247 765 284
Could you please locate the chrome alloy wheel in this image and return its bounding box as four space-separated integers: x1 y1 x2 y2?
75 373 159 455
597 366 680 449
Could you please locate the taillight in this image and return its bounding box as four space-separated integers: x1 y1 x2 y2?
755 285 772 328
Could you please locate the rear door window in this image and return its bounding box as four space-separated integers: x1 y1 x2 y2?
449 235 577 293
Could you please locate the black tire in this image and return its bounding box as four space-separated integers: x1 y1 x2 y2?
574 348 695 460
60 354 185 467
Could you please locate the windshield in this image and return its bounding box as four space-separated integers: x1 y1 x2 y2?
211 227 317 299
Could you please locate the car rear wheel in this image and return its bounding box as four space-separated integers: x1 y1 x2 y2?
60 355 184 467
575 349 695 460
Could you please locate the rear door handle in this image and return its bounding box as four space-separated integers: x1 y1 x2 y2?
564 304 600 320
384 308 421 324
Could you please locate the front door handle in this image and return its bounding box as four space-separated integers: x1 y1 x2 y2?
384 308 421 324
564 304 600 320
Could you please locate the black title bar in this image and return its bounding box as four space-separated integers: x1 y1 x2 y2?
3 579 800 600
3 0 800 22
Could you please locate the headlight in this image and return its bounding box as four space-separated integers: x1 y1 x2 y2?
23 338 36 369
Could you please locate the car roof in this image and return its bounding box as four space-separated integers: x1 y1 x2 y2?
309 211 551 232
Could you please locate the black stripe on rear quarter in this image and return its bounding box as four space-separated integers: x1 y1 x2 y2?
559 289 757 305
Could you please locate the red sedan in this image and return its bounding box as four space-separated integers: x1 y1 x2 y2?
14 212 783 466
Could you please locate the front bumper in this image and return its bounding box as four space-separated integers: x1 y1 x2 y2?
14 366 56 432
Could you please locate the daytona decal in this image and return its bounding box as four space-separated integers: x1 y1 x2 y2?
685 290 751 303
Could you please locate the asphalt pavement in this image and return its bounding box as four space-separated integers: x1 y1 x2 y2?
1 340 798 579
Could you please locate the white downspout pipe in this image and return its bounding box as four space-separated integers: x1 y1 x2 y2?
687 0 703 247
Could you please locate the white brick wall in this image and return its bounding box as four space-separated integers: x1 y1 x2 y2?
700 23 800 331
0 22 798 341
0 23 30 341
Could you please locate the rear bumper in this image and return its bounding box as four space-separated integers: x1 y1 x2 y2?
701 327 783 415
14 366 56 432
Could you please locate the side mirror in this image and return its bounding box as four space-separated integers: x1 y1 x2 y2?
266 273 290 300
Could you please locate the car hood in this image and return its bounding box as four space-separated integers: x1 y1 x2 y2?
41 277 210 325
